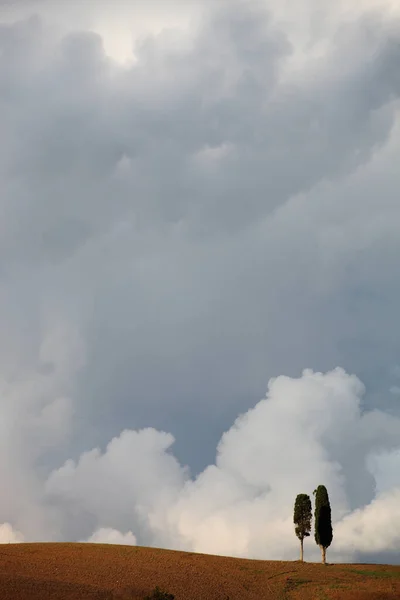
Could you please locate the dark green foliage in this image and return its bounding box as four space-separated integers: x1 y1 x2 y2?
313 485 333 561
293 493 312 561
293 494 312 541
144 587 174 600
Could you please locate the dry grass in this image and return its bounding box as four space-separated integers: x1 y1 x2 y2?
0 543 399 599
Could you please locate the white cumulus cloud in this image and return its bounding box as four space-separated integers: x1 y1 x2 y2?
0 523 24 544
47 369 400 562
84 527 137 546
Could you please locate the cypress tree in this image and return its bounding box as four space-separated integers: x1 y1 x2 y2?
313 485 333 564
293 493 312 561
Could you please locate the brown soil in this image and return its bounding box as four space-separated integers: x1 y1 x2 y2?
0 543 399 599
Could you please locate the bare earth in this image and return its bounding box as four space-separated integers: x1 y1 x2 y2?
0 543 399 599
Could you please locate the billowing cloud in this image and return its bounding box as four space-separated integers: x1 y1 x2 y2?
0 0 400 564
47 369 400 562
84 528 137 546
0 318 85 540
0 522 24 544
335 489 400 555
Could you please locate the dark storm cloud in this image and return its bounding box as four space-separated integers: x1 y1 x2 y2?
0 0 400 561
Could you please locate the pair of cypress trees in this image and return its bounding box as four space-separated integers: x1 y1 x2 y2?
293 485 333 564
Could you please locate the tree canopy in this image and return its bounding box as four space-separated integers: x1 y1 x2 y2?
293 493 312 561
313 485 333 564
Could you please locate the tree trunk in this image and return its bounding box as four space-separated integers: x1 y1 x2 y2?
300 538 304 562
320 545 326 564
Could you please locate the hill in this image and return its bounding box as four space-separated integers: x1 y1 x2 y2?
0 543 399 599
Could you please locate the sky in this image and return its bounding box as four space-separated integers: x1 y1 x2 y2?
0 0 400 564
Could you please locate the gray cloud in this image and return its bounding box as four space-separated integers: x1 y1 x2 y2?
0 0 400 562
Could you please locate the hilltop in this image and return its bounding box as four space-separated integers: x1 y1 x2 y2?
0 543 399 599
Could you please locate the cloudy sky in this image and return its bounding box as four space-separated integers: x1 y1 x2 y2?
1 0 400 564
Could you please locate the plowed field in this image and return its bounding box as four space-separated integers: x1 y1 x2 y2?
0 543 399 599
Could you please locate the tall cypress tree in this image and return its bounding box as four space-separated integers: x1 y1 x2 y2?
293 494 312 561
313 485 333 564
